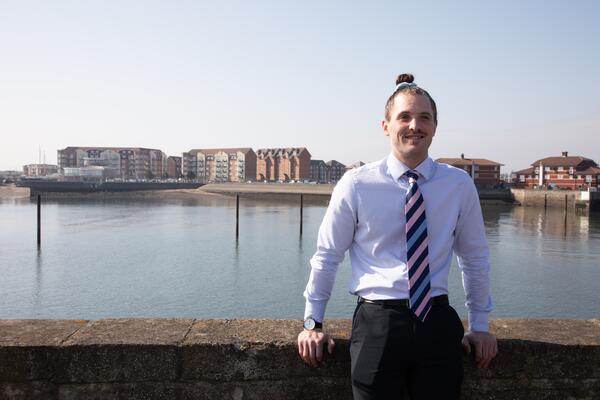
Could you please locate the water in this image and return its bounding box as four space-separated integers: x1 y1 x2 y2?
1 195 599 320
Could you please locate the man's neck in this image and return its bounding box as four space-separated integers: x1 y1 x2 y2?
392 151 428 170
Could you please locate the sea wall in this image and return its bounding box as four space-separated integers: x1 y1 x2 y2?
511 188 583 209
1 319 599 400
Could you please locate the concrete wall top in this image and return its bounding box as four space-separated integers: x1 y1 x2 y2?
1 319 599 400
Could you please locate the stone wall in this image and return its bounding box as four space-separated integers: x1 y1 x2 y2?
1 319 599 400
511 189 581 209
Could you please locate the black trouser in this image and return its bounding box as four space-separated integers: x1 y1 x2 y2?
350 299 464 400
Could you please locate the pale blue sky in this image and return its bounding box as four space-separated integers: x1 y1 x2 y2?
1 0 599 173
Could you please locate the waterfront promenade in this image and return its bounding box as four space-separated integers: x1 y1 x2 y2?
1 318 599 399
7 183 597 210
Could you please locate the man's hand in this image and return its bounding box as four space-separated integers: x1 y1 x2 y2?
462 331 498 368
297 329 335 367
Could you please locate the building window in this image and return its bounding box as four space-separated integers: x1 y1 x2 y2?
544 175 550 179
557 175 563 179
558 166 564 171
519 175 525 182
545 166 551 171
569 167 574 174
586 175 592 183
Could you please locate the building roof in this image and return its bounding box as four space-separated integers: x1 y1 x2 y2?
186 148 254 155
513 167 535 175
436 157 503 166
347 161 365 169
325 160 345 167
574 166 600 175
60 146 163 152
530 155 596 167
256 147 310 158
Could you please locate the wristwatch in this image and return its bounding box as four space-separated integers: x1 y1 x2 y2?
303 316 323 330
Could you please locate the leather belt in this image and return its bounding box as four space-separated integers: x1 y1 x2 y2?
358 294 449 307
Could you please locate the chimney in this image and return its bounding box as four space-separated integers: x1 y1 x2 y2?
461 153 464 159
562 151 568 157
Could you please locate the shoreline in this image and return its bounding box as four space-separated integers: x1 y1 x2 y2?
0 183 517 206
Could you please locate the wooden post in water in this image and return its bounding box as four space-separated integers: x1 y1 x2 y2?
300 194 304 237
37 194 41 248
544 194 547 209
564 194 568 225
236 194 240 240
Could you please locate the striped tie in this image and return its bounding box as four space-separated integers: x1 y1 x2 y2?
404 170 432 322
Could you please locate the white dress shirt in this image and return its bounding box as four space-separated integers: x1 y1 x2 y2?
303 154 493 332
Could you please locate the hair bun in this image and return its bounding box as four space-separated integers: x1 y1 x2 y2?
395 73 415 85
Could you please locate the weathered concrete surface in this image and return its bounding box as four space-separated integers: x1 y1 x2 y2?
1 319 599 400
511 188 582 209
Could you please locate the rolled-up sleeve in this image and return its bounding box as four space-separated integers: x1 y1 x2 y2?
303 172 357 322
453 179 493 332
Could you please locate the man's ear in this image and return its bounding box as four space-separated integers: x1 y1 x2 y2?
381 119 389 137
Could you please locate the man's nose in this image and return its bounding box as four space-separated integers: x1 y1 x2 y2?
409 118 420 131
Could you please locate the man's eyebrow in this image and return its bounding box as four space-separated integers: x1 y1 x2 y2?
395 111 433 117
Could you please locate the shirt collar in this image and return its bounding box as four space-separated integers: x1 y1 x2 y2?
386 153 435 182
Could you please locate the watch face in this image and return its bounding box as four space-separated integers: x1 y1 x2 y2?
304 318 316 330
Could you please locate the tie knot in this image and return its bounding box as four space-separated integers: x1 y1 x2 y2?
404 170 420 182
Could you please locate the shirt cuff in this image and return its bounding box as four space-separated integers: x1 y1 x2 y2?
468 311 489 332
304 299 327 323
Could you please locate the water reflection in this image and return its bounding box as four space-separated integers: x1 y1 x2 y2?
506 206 595 240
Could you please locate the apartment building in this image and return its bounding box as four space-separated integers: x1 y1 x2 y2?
22 164 58 177
513 152 600 189
57 147 166 179
310 160 327 183
167 156 182 178
181 148 257 182
437 154 503 187
256 148 311 181
325 160 346 183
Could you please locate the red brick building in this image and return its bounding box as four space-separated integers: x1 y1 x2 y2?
256 148 311 181
437 155 503 188
513 152 600 189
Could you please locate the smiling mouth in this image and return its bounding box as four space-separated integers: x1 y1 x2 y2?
403 134 425 140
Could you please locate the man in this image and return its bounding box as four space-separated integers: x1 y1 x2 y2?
297 74 498 399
